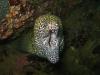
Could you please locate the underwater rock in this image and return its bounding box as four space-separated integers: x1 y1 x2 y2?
0 0 34 40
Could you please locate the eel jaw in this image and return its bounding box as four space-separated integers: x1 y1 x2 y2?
44 29 60 63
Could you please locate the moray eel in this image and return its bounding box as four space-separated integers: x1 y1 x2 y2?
33 14 64 63
12 14 64 63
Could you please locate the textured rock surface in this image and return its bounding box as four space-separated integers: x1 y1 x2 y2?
0 0 34 40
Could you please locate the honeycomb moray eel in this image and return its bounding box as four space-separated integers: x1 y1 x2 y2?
10 14 64 64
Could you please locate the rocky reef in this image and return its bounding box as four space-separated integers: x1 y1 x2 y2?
0 0 100 75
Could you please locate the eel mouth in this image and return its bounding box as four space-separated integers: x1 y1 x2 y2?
47 22 59 47
48 29 55 47
43 28 58 49
44 29 59 63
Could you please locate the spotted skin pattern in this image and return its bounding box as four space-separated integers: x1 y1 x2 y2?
31 14 64 63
